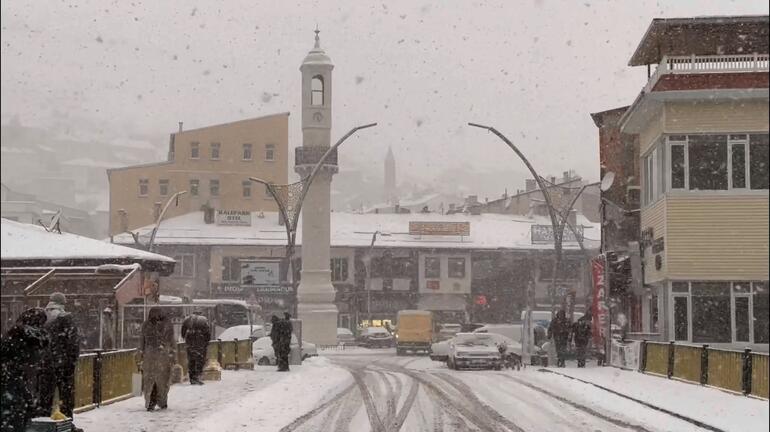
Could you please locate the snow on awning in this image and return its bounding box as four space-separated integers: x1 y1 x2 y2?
1 218 174 274
417 294 467 311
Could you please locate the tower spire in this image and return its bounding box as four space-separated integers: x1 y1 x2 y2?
314 25 321 49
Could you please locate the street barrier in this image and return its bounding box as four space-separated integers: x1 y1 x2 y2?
640 340 768 399
99 349 136 405
643 341 668 376
74 353 97 411
751 353 769 399
672 344 702 383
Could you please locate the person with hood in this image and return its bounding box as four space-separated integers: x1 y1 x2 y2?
138 307 176 411
38 293 81 423
571 312 592 368
181 310 210 385
0 308 50 432
268 315 285 371
278 313 293 371
547 309 571 368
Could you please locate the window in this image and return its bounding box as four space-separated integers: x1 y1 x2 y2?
264 184 272 198
138 179 149 197
210 179 220 196
689 135 728 191
242 143 253 160
448 257 466 278
734 297 750 342
190 142 200 159
643 142 665 205
210 142 221 160
242 180 251 198
159 179 169 196
265 144 275 161
731 141 747 189
424 257 440 278
754 281 769 343
222 257 241 282
750 134 769 190
173 254 195 278
691 282 731 343
670 143 686 189
538 258 580 280
311 75 324 106
673 296 689 341
189 179 199 196
330 258 348 282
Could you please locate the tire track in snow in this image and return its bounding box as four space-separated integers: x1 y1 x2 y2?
496 373 654 432
278 382 356 432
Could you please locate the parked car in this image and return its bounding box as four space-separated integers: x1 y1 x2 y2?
337 327 357 345
430 337 453 362
358 326 394 348
473 324 523 344
446 333 502 370
436 323 462 341
252 335 318 365
217 324 266 342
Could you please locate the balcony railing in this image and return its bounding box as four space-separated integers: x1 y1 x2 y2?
646 53 770 92
294 146 338 167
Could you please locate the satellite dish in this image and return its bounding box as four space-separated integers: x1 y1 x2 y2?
600 172 616 192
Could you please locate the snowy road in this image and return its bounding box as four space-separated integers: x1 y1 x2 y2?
77 349 768 432
279 351 720 432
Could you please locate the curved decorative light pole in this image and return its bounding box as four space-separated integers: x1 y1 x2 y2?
148 191 188 253
249 123 378 312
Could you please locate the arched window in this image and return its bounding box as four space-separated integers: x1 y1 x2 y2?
311 75 324 106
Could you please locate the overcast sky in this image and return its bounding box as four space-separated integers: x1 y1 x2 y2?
2 0 768 187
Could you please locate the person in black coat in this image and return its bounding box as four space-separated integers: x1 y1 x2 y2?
279 313 293 371
548 309 571 368
0 308 49 432
38 293 81 421
181 311 211 385
571 312 592 368
268 315 283 370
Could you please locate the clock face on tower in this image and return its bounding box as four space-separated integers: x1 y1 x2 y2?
313 111 323 122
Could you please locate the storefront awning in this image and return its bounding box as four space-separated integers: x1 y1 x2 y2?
417 294 467 311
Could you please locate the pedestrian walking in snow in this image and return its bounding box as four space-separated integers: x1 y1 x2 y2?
181 310 210 385
38 293 81 426
269 315 283 370
0 308 49 432
138 307 176 411
571 312 592 368
547 309 571 368
276 313 292 371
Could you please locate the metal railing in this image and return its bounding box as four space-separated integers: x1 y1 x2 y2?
72 339 254 411
646 53 770 92
640 340 768 399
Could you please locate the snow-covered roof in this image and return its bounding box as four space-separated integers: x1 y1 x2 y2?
61 158 124 168
112 211 599 252
1 218 175 264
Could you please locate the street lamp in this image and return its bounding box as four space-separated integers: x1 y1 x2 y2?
364 231 391 325
148 191 187 253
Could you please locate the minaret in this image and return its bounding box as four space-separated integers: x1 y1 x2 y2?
295 29 338 345
384 146 396 205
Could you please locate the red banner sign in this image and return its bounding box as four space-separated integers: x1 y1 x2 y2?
591 256 608 348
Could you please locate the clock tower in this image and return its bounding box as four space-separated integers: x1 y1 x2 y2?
294 29 338 345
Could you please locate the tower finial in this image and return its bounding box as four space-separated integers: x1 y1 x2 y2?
314 25 321 48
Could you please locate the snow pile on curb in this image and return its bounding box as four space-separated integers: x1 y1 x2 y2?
189 361 352 432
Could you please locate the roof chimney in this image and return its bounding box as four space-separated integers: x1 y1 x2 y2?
178 122 184 133
153 202 162 221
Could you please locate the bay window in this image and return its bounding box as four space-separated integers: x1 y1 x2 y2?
665 133 769 193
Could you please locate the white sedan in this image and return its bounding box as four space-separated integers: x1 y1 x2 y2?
447 333 503 370
430 338 453 362
253 336 317 366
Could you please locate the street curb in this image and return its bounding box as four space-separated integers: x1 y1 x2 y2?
537 368 726 432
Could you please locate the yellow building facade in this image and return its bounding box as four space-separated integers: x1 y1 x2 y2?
108 113 289 236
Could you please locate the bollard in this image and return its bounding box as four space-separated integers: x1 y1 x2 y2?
234 338 240 370
93 350 103 407
667 341 675 379
700 344 709 385
742 348 753 395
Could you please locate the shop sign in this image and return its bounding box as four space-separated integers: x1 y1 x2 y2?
426 280 440 290
531 225 583 244
409 221 470 236
241 260 280 286
215 210 251 226
475 295 487 306
652 237 665 254
591 256 609 348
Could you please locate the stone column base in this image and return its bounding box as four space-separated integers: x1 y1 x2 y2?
297 302 338 346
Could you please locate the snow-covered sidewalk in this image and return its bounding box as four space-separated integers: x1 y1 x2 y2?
531 364 769 432
76 357 351 432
